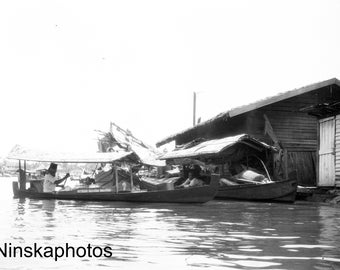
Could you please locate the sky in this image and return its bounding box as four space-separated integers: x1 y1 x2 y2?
1 0 340 157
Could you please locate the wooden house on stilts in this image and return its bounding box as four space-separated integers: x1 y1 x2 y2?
157 78 340 188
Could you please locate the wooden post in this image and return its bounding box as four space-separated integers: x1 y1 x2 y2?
18 160 21 186
23 160 27 191
316 119 320 186
284 149 288 180
19 160 26 191
114 166 119 193
130 166 134 191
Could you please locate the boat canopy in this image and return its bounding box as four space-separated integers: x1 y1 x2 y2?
6 144 139 163
160 134 276 160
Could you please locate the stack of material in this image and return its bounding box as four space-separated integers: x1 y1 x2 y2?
140 176 181 191
233 169 270 183
220 169 271 186
95 169 114 185
94 168 140 191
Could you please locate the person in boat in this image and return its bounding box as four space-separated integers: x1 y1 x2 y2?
43 163 70 192
177 165 204 188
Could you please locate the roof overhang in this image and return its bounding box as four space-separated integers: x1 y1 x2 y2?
157 78 340 147
300 101 340 118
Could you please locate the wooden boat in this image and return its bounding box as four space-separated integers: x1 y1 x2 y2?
216 178 297 202
12 175 219 203
160 134 298 203
7 145 218 203
140 176 297 202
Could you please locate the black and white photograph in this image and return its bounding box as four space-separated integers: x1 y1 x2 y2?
0 1 340 269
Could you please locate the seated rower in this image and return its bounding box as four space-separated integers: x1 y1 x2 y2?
43 163 70 193
177 166 204 188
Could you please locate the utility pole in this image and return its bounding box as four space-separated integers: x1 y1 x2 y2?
193 91 196 126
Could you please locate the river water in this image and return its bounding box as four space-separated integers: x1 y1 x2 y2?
0 177 339 270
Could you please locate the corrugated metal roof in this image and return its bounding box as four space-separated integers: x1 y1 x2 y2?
228 78 340 117
98 122 165 167
7 145 137 163
160 134 275 160
157 78 340 146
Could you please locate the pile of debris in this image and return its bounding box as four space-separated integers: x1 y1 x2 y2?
97 122 165 168
298 186 340 205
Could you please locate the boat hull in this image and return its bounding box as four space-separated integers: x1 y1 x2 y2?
12 175 220 204
216 178 297 203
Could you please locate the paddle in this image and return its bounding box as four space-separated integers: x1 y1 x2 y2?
56 173 70 188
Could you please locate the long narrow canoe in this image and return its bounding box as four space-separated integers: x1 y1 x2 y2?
141 177 297 203
216 178 297 203
12 174 220 203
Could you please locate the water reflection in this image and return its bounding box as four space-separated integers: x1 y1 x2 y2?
42 200 56 213
0 179 340 269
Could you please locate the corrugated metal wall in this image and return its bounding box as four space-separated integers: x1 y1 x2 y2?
250 105 318 186
261 96 318 151
288 151 316 186
258 91 333 186
335 115 340 187
318 117 335 186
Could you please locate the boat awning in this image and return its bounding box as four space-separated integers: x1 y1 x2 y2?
160 134 276 160
139 158 165 167
6 145 139 163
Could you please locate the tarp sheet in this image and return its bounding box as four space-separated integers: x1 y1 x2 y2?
160 134 276 160
7 145 137 163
